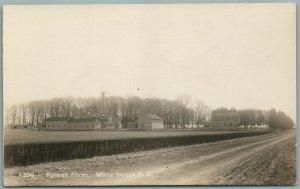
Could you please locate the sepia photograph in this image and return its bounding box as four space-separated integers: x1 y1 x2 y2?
3 3 296 186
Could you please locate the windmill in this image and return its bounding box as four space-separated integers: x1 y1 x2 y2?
101 91 109 98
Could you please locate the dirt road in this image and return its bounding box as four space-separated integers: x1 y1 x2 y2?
4 130 296 186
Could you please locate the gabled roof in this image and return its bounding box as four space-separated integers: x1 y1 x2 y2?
212 111 239 117
144 114 163 120
45 113 118 124
68 117 98 123
11 124 28 126
79 112 118 119
45 117 70 121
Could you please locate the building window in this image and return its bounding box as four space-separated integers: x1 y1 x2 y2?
224 123 226 126
230 122 232 126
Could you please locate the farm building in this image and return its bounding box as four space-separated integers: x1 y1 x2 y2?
10 124 30 129
79 112 122 129
128 114 164 130
210 110 240 128
45 113 121 131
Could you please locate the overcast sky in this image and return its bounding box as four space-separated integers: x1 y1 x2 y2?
4 4 296 119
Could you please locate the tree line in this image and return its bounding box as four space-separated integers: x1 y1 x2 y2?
5 95 210 129
5 95 294 130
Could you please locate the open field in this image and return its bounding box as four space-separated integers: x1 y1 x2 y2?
4 129 268 145
4 130 296 186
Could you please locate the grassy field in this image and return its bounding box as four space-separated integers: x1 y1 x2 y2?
4 129 266 145
4 130 270 167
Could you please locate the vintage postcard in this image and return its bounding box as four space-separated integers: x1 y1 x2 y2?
3 3 296 186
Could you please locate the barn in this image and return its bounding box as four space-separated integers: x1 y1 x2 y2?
137 114 164 130
210 110 240 128
45 114 120 131
10 124 29 129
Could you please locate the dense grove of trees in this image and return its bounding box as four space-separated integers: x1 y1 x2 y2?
267 109 295 130
6 96 294 130
5 95 211 128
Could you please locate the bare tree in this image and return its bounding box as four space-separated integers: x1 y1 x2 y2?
176 94 192 128
193 100 210 127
